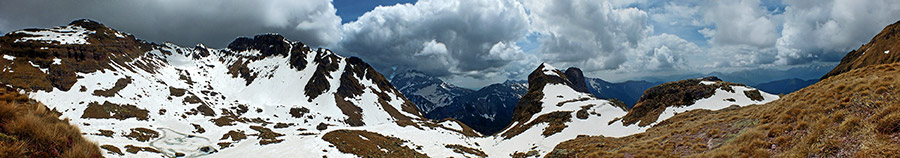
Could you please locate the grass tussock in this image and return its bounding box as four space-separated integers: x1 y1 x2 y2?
548 62 900 157
0 87 102 158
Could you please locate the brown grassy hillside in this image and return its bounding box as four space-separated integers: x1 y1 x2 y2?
548 62 900 157
0 87 103 158
822 20 900 80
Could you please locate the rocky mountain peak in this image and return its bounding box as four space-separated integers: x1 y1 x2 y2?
564 67 590 93
226 34 293 57
526 63 572 91
506 63 596 136
68 19 108 31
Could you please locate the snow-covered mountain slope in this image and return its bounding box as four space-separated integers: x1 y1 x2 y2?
488 63 648 157
621 77 780 127
391 70 474 113
0 19 481 158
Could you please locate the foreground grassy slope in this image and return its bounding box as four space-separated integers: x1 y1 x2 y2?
0 87 103 158
548 62 900 157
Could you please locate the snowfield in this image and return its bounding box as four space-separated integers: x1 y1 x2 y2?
13 25 95 45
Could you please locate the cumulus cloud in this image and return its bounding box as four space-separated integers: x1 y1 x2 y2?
701 0 780 48
620 34 701 72
523 0 649 72
0 0 341 47
338 0 530 78
775 0 900 65
649 2 704 27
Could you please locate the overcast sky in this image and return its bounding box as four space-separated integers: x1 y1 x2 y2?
2 0 899 88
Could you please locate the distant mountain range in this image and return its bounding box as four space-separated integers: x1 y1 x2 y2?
586 79 660 108
637 64 834 86
392 69 660 135
391 70 527 135
754 78 819 95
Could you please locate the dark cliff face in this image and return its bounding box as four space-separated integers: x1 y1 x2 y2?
226 34 292 57
564 67 591 94
822 20 900 80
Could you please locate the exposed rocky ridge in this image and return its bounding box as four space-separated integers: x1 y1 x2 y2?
822 20 900 80
0 19 477 158
621 77 778 127
508 63 579 127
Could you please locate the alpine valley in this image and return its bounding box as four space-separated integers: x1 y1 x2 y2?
1 18 898 158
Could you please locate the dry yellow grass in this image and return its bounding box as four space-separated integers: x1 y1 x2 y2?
0 87 103 158
548 62 900 158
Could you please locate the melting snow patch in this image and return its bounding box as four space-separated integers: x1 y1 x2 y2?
13 25 94 45
359 135 369 141
28 61 48 73
52 58 62 65
440 121 463 131
114 31 127 38
886 50 890 54
699 81 717 85
236 49 261 56
656 86 778 124
2 55 14 61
